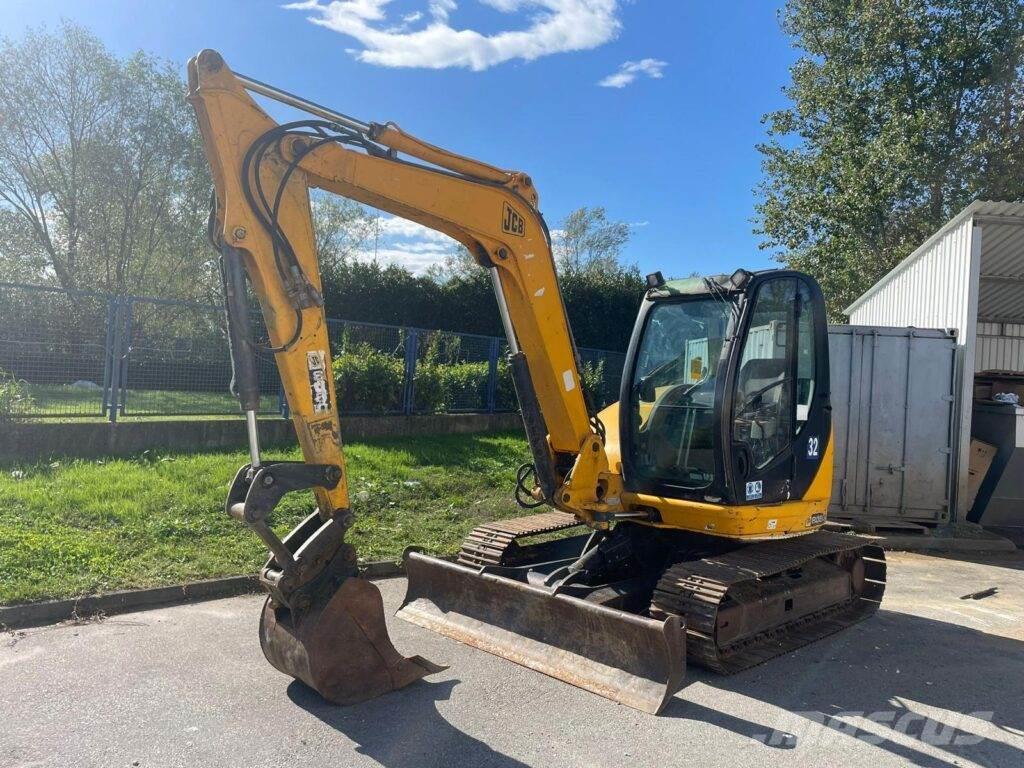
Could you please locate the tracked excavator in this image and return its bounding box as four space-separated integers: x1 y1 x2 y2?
187 50 886 715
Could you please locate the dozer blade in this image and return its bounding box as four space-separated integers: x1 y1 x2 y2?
398 551 686 714
260 576 443 704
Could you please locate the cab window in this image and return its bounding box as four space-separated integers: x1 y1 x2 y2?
732 279 814 469
628 297 733 489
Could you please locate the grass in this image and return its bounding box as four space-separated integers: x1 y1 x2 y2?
23 383 278 418
0 431 530 605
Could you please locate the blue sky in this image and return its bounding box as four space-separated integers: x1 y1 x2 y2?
0 0 800 277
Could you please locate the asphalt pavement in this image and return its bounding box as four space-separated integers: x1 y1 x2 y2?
3 550 1023 768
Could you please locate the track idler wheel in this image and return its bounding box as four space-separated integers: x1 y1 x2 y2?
260 576 442 704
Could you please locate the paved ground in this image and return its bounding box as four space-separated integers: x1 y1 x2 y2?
3 550 1023 768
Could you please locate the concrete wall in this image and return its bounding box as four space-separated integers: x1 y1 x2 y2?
0 413 524 463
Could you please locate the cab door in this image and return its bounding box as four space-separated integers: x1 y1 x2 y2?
726 274 830 506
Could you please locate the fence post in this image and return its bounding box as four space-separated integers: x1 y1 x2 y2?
403 328 418 415
107 299 126 423
278 382 289 419
117 299 134 418
486 336 500 413
100 297 118 418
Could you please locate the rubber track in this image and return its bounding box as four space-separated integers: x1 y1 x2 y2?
456 511 582 568
650 531 886 674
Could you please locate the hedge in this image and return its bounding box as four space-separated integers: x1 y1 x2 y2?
331 342 609 414
0 368 33 421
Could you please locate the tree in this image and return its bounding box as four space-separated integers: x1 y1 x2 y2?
0 22 212 298
553 206 633 277
311 195 380 284
425 205 637 285
424 242 478 283
757 0 1024 317
552 207 645 349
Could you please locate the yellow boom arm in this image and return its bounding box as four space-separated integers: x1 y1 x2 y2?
187 50 620 528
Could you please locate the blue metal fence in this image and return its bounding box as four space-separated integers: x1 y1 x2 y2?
0 282 626 421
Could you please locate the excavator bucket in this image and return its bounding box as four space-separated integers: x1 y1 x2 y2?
398 551 686 714
260 576 443 704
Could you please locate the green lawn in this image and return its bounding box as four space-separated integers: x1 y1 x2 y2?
0 432 530 605
23 383 277 418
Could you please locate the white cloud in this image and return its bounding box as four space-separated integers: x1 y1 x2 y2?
285 0 622 71
598 58 667 88
357 215 458 273
359 245 451 273
376 216 453 242
429 0 457 22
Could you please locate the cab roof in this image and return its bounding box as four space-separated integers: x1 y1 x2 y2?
646 274 732 299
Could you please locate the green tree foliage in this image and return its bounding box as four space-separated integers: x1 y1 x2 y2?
330 336 615 415
331 343 406 413
0 22 212 298
321 206 645 350
758 0 1024 317
553 206 632 278
312 195 380 282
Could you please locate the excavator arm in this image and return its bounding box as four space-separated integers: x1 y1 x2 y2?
188 50 619 526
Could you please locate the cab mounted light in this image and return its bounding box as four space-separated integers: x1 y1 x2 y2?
727 268 752 290
645 271 665 289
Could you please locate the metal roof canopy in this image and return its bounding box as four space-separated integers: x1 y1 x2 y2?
846 200 1024 324
843 200 1024 523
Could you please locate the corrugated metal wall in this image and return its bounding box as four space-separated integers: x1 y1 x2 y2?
976 322 1024 372
846 216 980 521
847 217 977 332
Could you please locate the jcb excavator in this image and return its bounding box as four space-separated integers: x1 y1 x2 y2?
187 50 886 715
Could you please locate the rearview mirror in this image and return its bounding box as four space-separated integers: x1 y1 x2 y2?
637 376 656 403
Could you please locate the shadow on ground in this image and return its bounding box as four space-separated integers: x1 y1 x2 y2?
926 549 1024 572
288 677 532 768
671 608 1024 767
285 588 1023 768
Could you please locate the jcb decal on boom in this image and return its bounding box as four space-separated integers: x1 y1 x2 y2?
307 350 331 413
502 202 525 237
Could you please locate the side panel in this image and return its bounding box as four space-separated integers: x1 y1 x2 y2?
828 325 957 525
846 219 976 331
976 322 1024 371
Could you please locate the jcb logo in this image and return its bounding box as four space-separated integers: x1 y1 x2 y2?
502 202 525 237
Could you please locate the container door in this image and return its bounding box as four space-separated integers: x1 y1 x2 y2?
828 328 955 525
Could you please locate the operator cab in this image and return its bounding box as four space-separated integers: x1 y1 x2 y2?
620 269 830 507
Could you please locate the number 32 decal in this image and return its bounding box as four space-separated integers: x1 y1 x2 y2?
806 436 819 458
